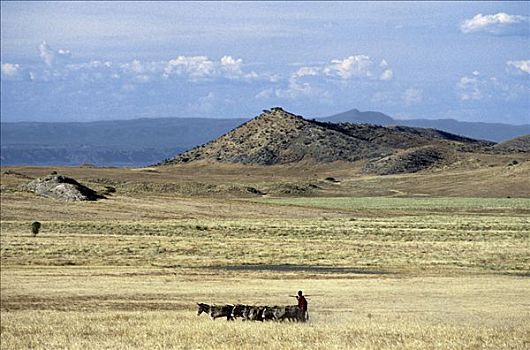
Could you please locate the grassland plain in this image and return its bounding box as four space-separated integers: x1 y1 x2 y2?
1 166 530 349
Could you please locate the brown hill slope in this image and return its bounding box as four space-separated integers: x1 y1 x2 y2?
494 135 530 153
161 107 494 173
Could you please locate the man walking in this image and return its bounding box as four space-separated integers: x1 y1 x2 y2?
296 290 308 322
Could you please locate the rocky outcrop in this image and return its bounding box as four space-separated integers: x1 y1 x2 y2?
24 174 105 201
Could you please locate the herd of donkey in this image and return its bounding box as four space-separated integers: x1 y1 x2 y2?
196 303 309 322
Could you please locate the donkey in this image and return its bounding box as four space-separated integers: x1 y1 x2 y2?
197 303 210 317
247 306 265 321
231 304 248 320
232 305 265 321
261 305 284 321
277 305 300 322
197 303 235 321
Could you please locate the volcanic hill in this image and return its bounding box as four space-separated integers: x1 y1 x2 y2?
161 107 495 174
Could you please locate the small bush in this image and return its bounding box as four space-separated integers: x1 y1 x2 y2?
31 221 41 237
325 177 340 183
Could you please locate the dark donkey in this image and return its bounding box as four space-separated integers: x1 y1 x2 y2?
197 303 235 321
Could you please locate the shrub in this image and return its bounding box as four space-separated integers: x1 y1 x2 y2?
31 221 41 237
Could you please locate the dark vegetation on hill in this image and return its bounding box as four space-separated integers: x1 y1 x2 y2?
163 108 495 174
363 147 445 175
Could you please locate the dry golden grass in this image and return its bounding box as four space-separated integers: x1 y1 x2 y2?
1 214 529 274
2 268 529 349
1 163 530 348
3 309 527 350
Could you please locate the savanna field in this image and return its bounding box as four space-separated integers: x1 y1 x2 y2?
1 166 530 349
3 1 530 349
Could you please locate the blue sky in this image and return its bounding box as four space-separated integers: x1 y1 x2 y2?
1 1 529 124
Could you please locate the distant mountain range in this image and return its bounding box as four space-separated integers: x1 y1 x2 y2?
0 118 245 166
1 108 528 166
321 109 530 142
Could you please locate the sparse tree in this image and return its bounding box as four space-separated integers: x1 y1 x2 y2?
31 221 41 237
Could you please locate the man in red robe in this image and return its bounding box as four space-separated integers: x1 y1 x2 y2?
296 290 308 322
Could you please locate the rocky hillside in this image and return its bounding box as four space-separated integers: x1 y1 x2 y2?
494 135 530 153
162 108 494 174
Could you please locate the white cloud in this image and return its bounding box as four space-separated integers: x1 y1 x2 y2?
162 55 262 82
67 60 112 71
488 76 529 101
323 55 373 79
129 59 145 74
403 88 423 106
461 13 529 34
274 65 327 99
507 60 530 74
272 54 392 101
58 60 117 83
1 63 20 78
116 60 165 83
273 73 335 102
270 67 321 98
292 55 392 83
293 66 320 78
380 69 393 81
457 71 529 102
220 55 242 71
219 55 262 80
39 41 55 66
164 56 215 80
255 88 274 100
15 49 269 85
188 92 217 114
38 41 72 66
14 45 396 105
379 60 392 80
275 76 315 99
457 75 482 101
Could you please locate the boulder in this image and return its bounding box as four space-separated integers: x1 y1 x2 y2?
24 174 105 201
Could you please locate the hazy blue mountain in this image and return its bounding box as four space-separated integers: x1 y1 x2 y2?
394 119 530 143
1 118 245 147
1 118 245 166
318 109 529 142
321 108 394 125
0 144 184 167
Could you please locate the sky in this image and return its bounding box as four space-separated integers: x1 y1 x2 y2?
1 1 529 124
